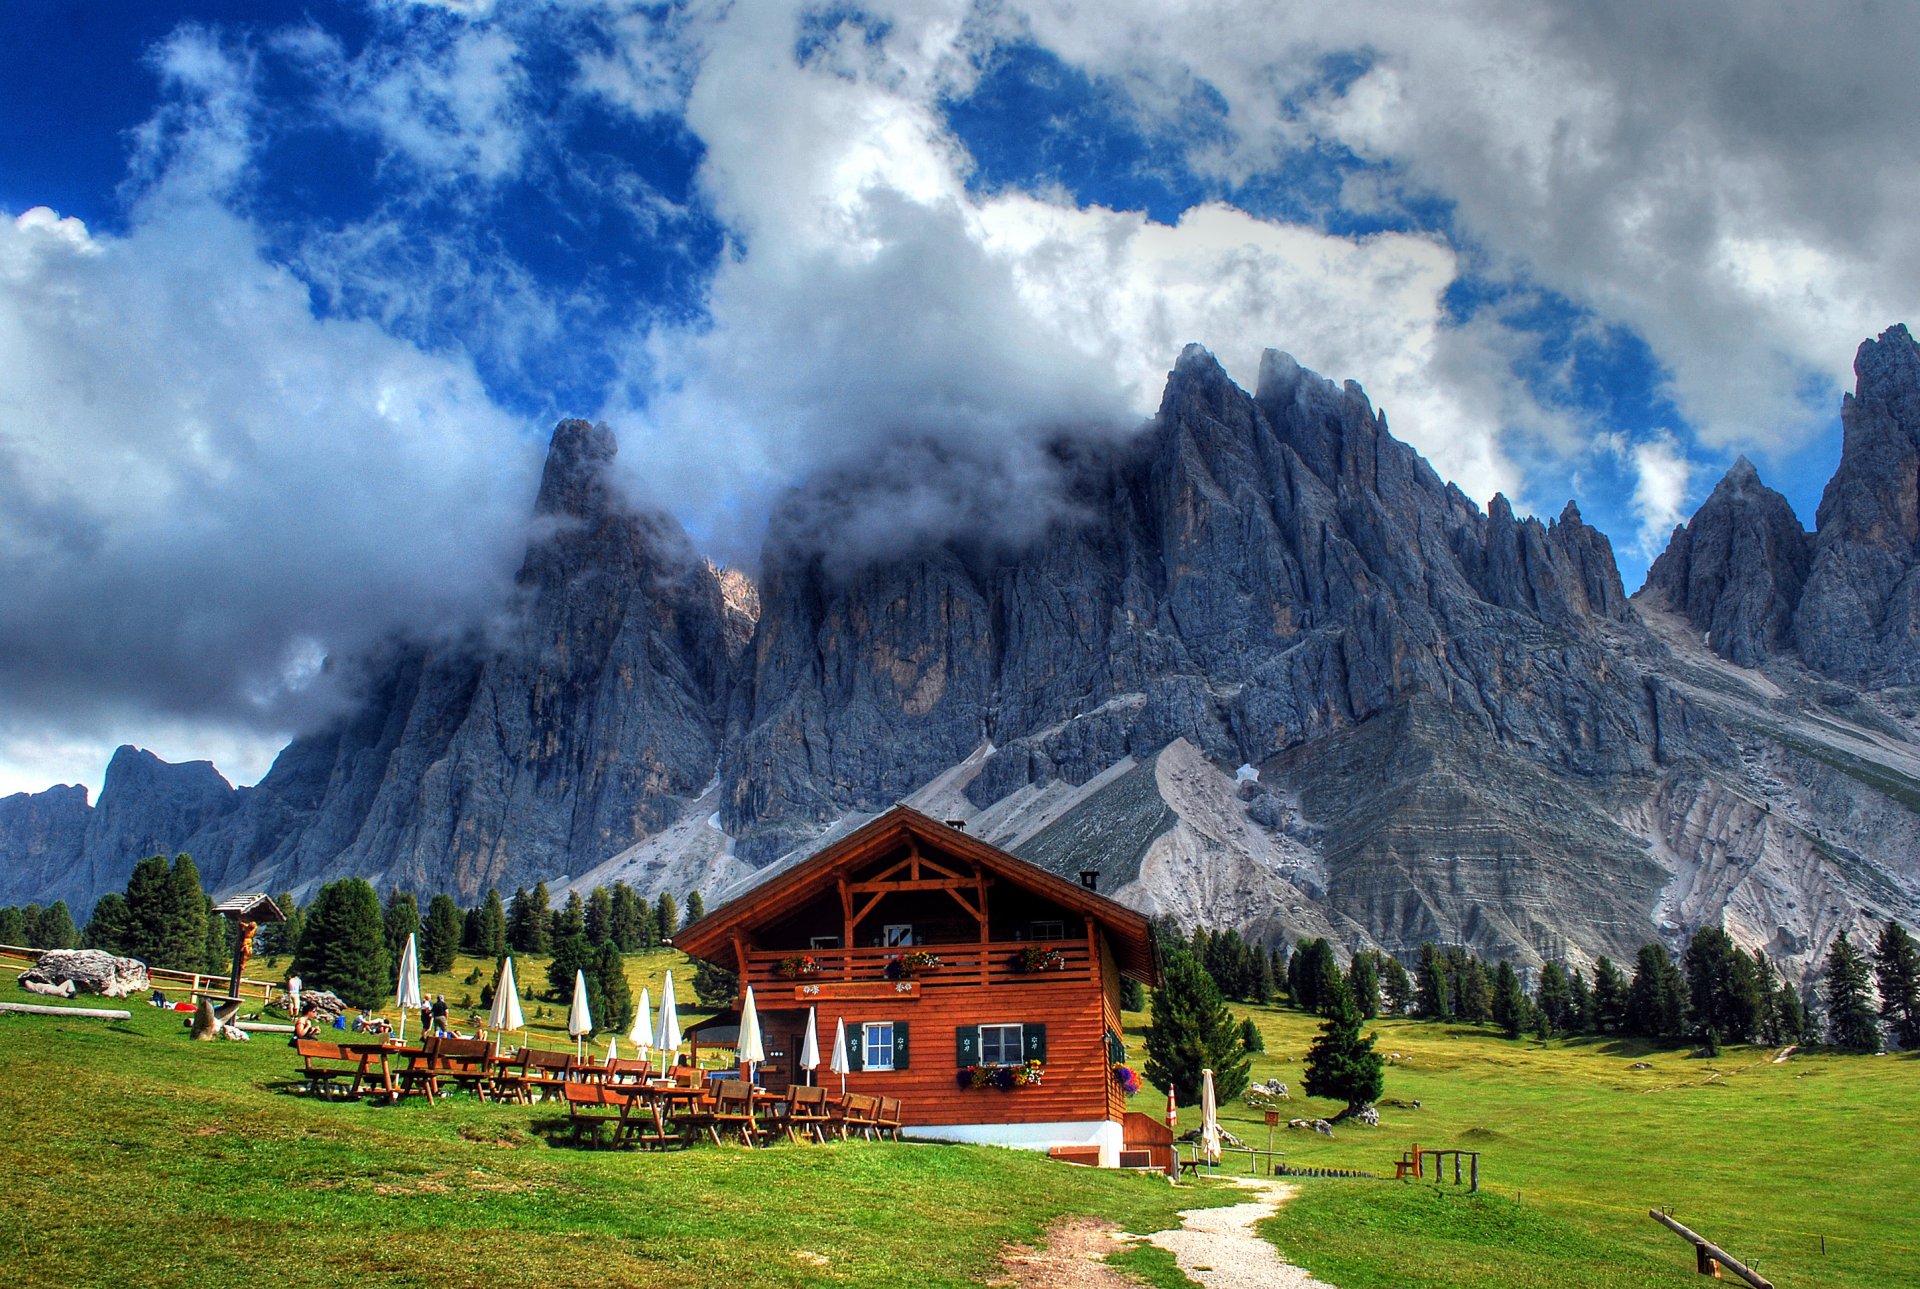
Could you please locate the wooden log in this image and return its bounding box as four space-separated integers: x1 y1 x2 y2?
237 1021 295 1033
0 1001 132 1020
1648 1210 1773 1289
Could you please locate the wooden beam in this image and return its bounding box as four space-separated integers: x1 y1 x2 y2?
1085 915 1100 982
730 933 751 1007
838 877 854 976
1649 1211 1773 1289
846 878 985 895
943 886 982 924
0 1001 131 1020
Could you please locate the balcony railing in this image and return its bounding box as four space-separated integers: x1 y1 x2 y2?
743 940 1094 994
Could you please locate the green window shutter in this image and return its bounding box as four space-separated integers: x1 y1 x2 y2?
847 1022 864 1072
1023 1022 1047 1063
955 1024 979 1066
893 1021 910 1070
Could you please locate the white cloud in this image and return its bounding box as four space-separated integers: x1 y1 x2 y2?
1613 430 1693 560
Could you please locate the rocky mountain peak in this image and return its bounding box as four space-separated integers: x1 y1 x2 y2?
1639 457 1810 666
534 418 620 520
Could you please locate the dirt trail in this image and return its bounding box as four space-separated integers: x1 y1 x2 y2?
995 1177 1333 1289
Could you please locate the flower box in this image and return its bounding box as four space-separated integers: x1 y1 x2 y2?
777 954 821 979
1013 945 1067 973
956 1059 1045 1090
884 949 943 980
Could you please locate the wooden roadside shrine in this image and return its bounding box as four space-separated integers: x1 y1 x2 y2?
191 893 284 1039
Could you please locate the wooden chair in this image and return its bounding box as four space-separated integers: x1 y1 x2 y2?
784 1084 833 1144
516 1047 574 1101
562 1080 650 1149
875 1095 904 1142
400 1035 500 1103
604 1057 651 1085
840 1092 882 1141
675 1087 719 1145
712 1079 763 1147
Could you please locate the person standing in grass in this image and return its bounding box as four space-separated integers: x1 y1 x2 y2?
431 994 448 1035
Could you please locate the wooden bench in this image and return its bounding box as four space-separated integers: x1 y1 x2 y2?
561 1081 654 1149
399 1035 502 1103
839 1092 882 1140
292 1038 395 1101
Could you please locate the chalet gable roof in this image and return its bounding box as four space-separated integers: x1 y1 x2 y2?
674 805 1157 983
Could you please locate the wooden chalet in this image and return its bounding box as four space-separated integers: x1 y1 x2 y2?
673 805 1158 1166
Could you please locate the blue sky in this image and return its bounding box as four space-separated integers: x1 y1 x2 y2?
1 0 1912 796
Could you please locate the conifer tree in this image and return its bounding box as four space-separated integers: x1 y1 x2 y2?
1591 956 1629 1032
82 893 134 953
1252 946 1276 1004
1239 1016 1265 1053
555 889 586 941
1301 976 1385 1117
293 878 390 1009
423 894 461 974
1567 968 1594 1033
592 940 633 1034
1751 949 1783 1044
1873 920 1920 1049
1348 952 1380 1019
656 892 679 941
509 885 553 954
1455 955 1492 1023
383 891 420 980
0 906 27 946
1289 938 1340 1014
32 901 77 950
1121 975 1147 1012
1824 931 1881 1052
685 889 706 924
609 882 643 951
1380 954 1413 1016
1144 948 1251 1106
461 905 484 954
585 887 614 947
166 857 212 972
1684 925 1762 1044
692 955 737 1007
1415 942 1451 1020
1491 961 1529 1038
547 933 593 1001
479 889 508 959
1776 978 1813 1044
1536 962 1573 1033
262 890 302 957
1627 944 1688 1041
201 895 230 974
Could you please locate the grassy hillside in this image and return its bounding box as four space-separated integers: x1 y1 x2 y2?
1117 1001 1920 1288
0 993 1218 1289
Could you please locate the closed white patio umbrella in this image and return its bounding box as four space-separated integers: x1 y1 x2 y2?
655 970 683 1064
1200 1067 1222 1166
393 933 422 1044
738 985 765 1082
798 1006 821 1087
567 968 594 1060
489 957 525 1055
829 1016 851 1096
628 986 654 1067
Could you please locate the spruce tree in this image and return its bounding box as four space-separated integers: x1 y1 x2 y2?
1455 956 1492 1023
1751 950 1783 1044
1290 938 1340 1014
383 891 420 981
423 894 461 974
262 890 301 957
609 882 643 951
1491 961 1528 1038
555 889 586 941
1144 948 1252 1106
1824 931 1881 1052
656 892 679 941
293 878 391 1009
1348 953 1380 1019
585 887 614 947
201 895 230 974
1239 1016 1265 1053
1415 942 1451 1020
479 889 508 959
1380 954 1413 1016
1776 978 1813 1044
1873 920 1920 1049
461 905 484 955
1591 956 1629 1032
122 854 177 965
547 933 593 1001
1684 926 1762 1044
691 955 737 1008
685 889 706 924
0 906 26 946
32 901 77 950
82 893 134 953
592 940 633 1034
1627 944 1688 1041
1567 968 1594 1033
1121 975 1147 1011
1301 976 1385 1117
1536 962 1573 1033
1252 946 1276 1004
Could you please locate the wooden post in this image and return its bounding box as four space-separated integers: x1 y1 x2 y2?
1469 1152 1478 1192
1648 1210 1772 1289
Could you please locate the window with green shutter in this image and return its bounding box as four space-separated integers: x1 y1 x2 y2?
955 1024 980 1066
845 1021 863 1072
1022 1022 1047 1063
893 1021 909 1069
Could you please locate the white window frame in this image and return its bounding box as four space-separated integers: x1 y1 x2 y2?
1031 920 1066 941
883 923 915 946
809 934 841 949
863 1021 896 1071
979 1022 1024 1066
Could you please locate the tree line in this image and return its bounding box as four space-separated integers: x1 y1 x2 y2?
0 900 80 952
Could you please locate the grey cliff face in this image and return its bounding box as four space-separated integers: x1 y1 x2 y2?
1795 324 1920 685
1641 457 1812 666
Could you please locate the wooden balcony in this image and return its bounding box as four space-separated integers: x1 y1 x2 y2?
742 941 1095 1002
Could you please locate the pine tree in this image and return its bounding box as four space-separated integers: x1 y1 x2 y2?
1824 931 1881 1052
1455 956 1492 1023
592 940 633 1034
1380 954 1413 1016
263 890 302 957
1627 944 1688 1041
1750 949 1783 1044
1873 920 1920 1050
461 905 484 954
1348 952 1380 1019
32 901 77 950
1301 976 1385 1117
1567 968 1594 1034
1269 944 1289 1003
555 890 586 941
479 889 508 959
293 878 390 1009
1239 1016 1265 1053
1591 956 1629 1032
1415 942 1451 1020
1491 961 1529 1038
1121 975 1146 1011
547 934 593 1001
0 906 26 946
1776 978 1813 1044
1290 938 1340 1014
383 891 420 981
509 886 552 955
656 892 679 941
1144 948 1252 1106
1684 926 1762 1044
692 955 737 1007
1536 962 1572 1033
82 893 134 953
201 895 230 974
609 882 643 951
585 887 614 947
685 889 706 923
423 894 461 974
1252 946 1276 1004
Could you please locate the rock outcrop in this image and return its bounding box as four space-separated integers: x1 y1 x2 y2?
1641 457 1812 666
19 949 149 998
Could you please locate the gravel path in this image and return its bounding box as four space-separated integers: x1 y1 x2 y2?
1143 1177 1337 1289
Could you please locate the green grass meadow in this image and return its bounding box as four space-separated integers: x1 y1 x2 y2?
1127 1004 1920 1288
6 947 1918 1288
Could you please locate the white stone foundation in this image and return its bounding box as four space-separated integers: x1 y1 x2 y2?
906 1118 1124 1167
